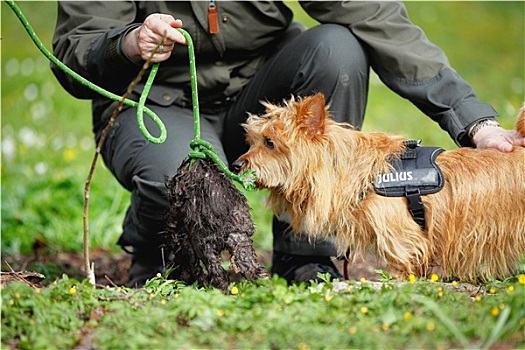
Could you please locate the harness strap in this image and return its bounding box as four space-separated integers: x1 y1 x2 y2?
402 142 425 228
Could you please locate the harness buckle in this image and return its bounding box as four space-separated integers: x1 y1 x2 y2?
405 187 425 229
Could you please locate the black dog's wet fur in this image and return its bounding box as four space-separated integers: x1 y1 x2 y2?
162 158 268 291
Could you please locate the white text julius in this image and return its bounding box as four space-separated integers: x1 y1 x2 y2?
375 171 413 184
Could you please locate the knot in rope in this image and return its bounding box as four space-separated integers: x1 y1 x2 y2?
188 139 256 191
188 139 215 160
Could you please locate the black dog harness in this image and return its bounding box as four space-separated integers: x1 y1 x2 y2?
373 140 445 229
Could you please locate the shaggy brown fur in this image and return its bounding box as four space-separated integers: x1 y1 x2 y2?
162 158 268 291
233 94 525 282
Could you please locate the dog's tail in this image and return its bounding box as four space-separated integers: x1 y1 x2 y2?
516 103 525 137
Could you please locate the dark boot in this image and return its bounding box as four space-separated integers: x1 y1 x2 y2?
271 217 343 284
124 246 166 288
271 251 343 284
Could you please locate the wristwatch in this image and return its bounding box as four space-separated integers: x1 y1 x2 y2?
468 118 501 139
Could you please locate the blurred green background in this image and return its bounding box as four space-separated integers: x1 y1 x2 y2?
2 1 524 257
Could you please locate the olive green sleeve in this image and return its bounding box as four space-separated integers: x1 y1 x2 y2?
51 1 141 98
300 1 498 146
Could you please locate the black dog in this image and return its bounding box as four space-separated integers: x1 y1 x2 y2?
162 158 268 291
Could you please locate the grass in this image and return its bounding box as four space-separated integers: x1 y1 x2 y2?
1 1 524 349
2 274 525 349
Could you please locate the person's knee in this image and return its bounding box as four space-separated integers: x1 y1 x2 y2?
300 24 368 81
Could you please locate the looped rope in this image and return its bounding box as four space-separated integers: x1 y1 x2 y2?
5 0 167 144
7 0 255 190
136 63 166 143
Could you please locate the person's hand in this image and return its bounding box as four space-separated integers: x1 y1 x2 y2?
122 13 186 64
473 125 525 152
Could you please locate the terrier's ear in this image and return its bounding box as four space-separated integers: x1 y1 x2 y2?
296 93 328 137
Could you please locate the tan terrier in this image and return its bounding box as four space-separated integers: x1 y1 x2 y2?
232 94 525 282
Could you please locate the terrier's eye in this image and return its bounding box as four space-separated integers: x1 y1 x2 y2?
264 137 275 149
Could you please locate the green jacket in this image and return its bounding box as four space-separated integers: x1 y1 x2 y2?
52 1 497 146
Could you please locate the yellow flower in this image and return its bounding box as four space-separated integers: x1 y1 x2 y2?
518 274 525 285
382 324 390 331
217 309 225 317
230 286 239 295
451 280 458 287
430 274 439 282
156 273 162 278
19 144 28 155
15 293 20 299
160 299 166 305
426 322 435 332
297 342 310 350
491 307 499 317
63 147 77 162
348 326 357 335
408 274 416 284
360 277 366 283
35 288 41 294
404 312 412 321
475 295 482 302
69 287 77 295
507 286 514 293
489 288 496 294
324 295 332 302
360 306 368 315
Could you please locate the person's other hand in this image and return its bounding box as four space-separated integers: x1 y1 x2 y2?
473 125 525 152
122 13 186 63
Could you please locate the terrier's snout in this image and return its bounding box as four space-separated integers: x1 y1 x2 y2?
231 159 246 174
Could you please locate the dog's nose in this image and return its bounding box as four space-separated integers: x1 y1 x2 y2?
230 159 246 174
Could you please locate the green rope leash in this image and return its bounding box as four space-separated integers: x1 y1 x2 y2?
6 0 255 190
136 63 163 143
174 29 256 190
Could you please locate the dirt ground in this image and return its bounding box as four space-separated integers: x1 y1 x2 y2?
1 248 386 287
